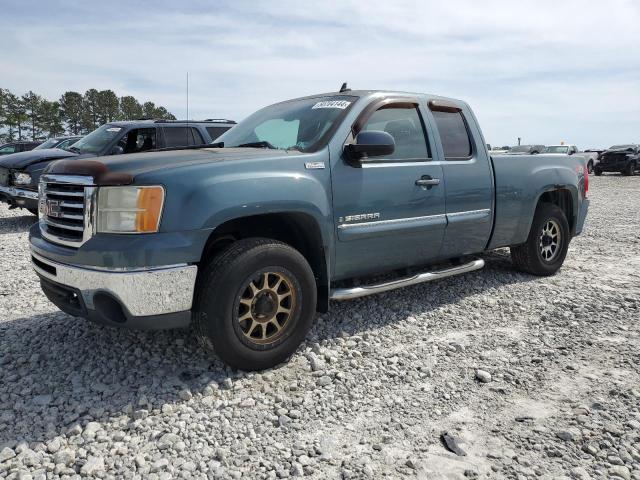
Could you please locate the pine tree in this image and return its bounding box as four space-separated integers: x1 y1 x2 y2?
59 91 84 134
21 90 43 140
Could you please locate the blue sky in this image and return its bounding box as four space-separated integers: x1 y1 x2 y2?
1 0 639 147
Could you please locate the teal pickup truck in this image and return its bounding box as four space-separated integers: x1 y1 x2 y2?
29 88 589 370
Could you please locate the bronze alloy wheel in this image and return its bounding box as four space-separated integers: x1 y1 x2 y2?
539 219 562 262
236 271 297 346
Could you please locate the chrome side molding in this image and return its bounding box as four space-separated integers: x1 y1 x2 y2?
330 258 485 300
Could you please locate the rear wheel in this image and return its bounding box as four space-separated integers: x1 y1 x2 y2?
510 203 570 276
622 162 635 176
193 238 317 371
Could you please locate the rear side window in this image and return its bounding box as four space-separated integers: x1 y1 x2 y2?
361 106 430 161
163 127 191 147
206 126 231 140
191 128 205 145
432 111 472 159
163 127 206 147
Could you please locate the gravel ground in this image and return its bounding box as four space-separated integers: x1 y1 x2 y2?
0 175 639 480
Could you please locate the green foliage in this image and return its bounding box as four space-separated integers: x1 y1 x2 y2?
119 96 143 120
0 87 175 142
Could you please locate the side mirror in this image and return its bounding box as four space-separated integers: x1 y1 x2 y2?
345 131 395 161
110 146 124 155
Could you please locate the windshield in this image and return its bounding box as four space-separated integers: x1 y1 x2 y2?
216 95 357 152
544 146 569 154
508 145 532 153
71 124 124 154
34 138 60 150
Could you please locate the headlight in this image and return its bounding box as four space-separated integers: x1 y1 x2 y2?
13 172 32 186
96 186 164 233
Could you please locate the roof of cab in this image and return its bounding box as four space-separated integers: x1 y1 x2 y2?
285 89 465 105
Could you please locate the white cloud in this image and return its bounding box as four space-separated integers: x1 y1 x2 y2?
1 0 639 146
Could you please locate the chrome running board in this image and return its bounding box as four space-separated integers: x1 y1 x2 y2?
330 258 485 300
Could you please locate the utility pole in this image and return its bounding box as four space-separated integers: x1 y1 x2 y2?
518 137 521 146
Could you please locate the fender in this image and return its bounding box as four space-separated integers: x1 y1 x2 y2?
489 155 581 249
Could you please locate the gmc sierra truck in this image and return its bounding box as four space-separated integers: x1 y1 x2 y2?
29 89 589 371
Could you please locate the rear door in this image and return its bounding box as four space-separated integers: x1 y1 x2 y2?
331 98 446 279
428 101 494 256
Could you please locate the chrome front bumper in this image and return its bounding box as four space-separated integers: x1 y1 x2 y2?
31 250 198 317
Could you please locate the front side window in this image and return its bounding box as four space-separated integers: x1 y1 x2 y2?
216 95 357 152
432 110 472 159
361 106 429 161
121 128 156 153
0 145 16 154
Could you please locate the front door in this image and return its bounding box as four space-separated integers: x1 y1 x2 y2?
331 100 446 280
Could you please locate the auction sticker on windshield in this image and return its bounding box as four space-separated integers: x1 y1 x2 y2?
312 100 351 109
107 127 122 132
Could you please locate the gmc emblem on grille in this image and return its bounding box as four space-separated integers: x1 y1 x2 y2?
41 199 62 218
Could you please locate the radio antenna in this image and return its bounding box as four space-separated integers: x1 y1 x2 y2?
186 72 190 144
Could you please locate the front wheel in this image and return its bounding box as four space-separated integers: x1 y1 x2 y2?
510 203 570 276
587 161 594 174
594 168 602 176
193 238 317 371
622 162 635 176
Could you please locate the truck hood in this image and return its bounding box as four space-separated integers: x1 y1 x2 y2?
603 147 637 155
45 147 304 185
0 148 86 169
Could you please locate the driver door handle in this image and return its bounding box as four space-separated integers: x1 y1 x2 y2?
415 176 441 189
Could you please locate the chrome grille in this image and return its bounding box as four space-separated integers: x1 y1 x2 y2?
39 175 95 247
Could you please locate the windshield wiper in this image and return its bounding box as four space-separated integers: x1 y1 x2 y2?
67 146 82 153
236 141 277 149
153 142 224 152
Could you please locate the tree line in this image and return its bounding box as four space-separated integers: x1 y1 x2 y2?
0 88 176 142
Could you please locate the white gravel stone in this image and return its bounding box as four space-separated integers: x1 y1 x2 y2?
80 456 105 476
475 369 492 383
0 447 16 463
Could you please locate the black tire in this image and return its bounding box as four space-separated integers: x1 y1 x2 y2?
193 238 317 371
27 207 39 216
622 162 635 176
510 203 570 276
594 168 602 176
587 161 594 174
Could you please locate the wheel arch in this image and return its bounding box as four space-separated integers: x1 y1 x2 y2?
534 187 576 236
200 212 330 313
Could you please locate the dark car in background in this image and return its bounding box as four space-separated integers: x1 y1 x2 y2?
505 144 545 155
0 141 41 155
0 119 236 215
33 136 82 151
594 144 640 176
